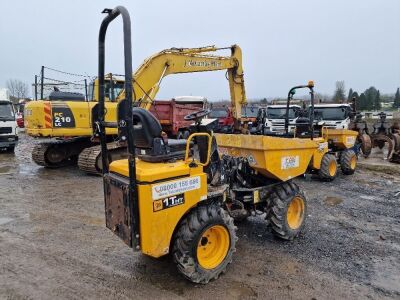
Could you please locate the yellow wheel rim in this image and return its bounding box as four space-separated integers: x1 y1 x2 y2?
328 160 337 177
350 155 356 170
197 225 230 270
287 196 305 230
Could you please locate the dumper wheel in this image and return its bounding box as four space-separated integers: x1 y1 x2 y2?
318 153 337 181
172 203 237 284
268 181 307 240
340 149 357 175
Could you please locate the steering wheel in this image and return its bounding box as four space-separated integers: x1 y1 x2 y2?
184 109 211 121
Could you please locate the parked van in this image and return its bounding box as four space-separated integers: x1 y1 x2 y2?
0 89 18 152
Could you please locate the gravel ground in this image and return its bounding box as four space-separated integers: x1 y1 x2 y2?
0 134 399 299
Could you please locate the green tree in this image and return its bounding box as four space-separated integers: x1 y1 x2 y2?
393 88 400 109
374 90 381 111
364 87 378 111
358 93 367 110
332 80 346 103
347 88 353 102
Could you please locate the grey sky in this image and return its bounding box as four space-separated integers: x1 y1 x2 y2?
1 0 399 100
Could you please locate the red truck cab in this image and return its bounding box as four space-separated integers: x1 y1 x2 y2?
209 107 234 133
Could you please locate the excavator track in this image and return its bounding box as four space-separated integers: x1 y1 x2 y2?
78 142 127 175
32 138 93 168
32 143 57 167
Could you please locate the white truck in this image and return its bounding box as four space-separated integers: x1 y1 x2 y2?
0 88 18 152
264 104 301 133
310 103 353 129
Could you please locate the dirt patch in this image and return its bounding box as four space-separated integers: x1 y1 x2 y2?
324 196 343 206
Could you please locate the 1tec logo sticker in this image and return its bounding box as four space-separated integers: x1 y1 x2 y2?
153 194 185 212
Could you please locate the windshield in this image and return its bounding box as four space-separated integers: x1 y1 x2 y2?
209 109 228 118
311 107 347 121
105 81 125 101
0 103 15 120
88 80 125 101
267 107 297 119
112 81 125 99
243 106 258 117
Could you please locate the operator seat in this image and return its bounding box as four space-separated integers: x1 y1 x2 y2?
131 108 188 162
295 117 311 137
295 117 321 138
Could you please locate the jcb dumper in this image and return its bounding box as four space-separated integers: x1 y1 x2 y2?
96 6 308 284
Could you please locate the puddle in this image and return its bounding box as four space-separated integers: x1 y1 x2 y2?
18 164 40 175
0 166 12 174
0 217 14 225
324 196 343 206
360 195 375 200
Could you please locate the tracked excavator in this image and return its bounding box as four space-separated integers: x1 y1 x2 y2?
24 43 246 174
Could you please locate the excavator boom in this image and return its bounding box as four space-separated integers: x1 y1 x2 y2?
118 45 246 119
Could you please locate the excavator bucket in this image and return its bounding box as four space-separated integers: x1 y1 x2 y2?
390 133 400 163
359 133 372 157
372 134 394 160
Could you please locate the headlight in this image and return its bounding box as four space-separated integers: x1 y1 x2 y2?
8 137 15 141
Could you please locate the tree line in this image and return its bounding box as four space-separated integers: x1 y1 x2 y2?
332 80 400 111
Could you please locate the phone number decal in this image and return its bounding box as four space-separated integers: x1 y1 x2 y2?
281 156 300 170
152 176 200 200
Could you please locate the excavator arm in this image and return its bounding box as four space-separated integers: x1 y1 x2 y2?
117 45 246 120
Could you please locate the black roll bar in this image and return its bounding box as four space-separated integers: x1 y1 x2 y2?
97 6 139 247
284 81 315 139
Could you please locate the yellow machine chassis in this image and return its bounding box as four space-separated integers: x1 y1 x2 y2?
215 133 327 181
323 128 358 149
106 133 213 258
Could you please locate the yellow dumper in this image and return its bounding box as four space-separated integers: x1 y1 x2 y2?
96 6 324 284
